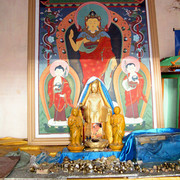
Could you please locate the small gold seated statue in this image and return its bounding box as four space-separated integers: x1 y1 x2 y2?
68 108 84 152
79 79 113 151
109 106 125 151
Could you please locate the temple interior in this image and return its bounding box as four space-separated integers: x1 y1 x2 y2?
0 0 180 179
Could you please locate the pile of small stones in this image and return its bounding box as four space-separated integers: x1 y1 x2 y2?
60 156 180 174
60 156 180 175
141 162 180 174
30 156 180 175
61 155 136 174
30 162 61 174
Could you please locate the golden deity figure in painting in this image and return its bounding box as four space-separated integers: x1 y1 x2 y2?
109 106 125 151
68 108 84 152
78 78 114 150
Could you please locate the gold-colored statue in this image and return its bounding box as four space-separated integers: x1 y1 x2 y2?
110 106 125 151
67 108 84 152
79 79 113 150
105 111 113 144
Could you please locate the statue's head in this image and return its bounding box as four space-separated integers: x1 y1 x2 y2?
85 10 101 33
91 80 99 93
114 106 121 114
72 108 79 116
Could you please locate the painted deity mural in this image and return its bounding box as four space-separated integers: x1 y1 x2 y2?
37 0 154 136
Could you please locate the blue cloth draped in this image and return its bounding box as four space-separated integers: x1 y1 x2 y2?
36 152 61 164
58 148 121 164
58 128 180 164
120 128 180 162
34 128 180 164
78 76 114 113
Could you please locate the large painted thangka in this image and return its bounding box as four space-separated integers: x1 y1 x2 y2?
37 0 154 137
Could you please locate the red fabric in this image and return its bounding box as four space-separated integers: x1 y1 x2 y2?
48 77 73 111
77 36 115 85
124 73 147 106
0 156 20 178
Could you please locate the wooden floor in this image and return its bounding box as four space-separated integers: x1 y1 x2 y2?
0 137 180 179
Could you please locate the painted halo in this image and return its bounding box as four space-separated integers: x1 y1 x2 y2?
121 56 140 74
74 1 111 30
50 60 69 77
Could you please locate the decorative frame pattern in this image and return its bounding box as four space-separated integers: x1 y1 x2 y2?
28 0 164 145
